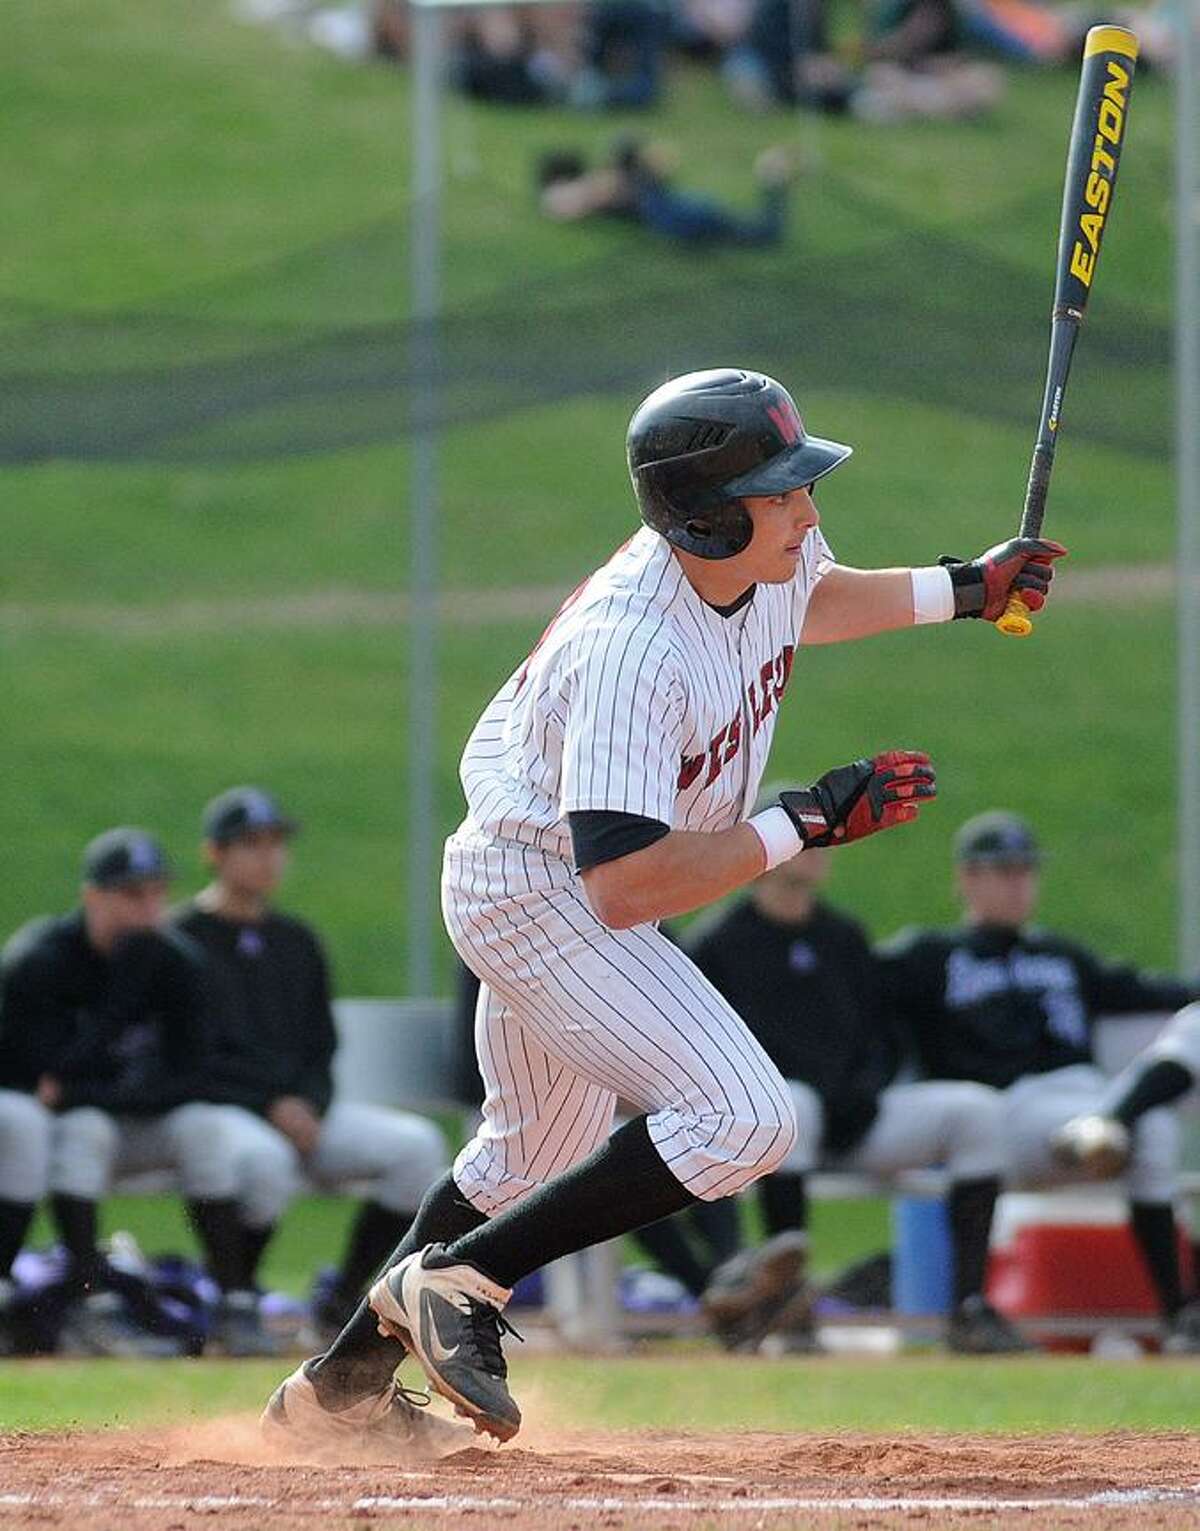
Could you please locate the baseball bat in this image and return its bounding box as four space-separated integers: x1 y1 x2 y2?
996 23 1139 637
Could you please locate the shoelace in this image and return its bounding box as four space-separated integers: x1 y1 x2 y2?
395 1383 432 1409
467 1301 524 1379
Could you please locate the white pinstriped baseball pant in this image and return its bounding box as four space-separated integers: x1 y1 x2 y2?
442 834 798 1215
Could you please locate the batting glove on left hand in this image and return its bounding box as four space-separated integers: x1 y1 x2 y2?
779 750 937 849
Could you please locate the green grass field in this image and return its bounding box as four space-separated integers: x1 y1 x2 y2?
0 3 1190 1450
5 1351 1199 1436
2 0 1183 991
3 601 1182 990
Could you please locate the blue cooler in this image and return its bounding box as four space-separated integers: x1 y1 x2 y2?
891 1196 953 1315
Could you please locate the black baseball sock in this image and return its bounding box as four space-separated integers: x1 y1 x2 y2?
50 1194 104 1295
447 1116 697 1289
186 1198 248 1295
1130 1200 1184 1316
240 1222 276 1290
632 1214 710 1298
947 1176 1001 1306
309 1172 486 1406
336 1201 413 1304
758 1172 809 1236
0 1199 36 1282
1103 1060 1195 1128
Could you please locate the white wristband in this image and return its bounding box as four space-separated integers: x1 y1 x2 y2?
747 805 805 870
910 565 956 625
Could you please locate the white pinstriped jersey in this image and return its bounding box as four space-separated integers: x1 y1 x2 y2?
444 523 823 1205
455 525 835 868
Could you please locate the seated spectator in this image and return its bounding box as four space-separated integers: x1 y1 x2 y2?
724 0 1003 119
722 0 843 109
569 0 665 109
866 0 1069 67
0 829 273 1356
538 137 793 246
674 0 757 59
173 788 449 1346
688 830 1028 1353
453 6 570 105
879 811 1200 1353
372 1 573 103
0 1081 51 1356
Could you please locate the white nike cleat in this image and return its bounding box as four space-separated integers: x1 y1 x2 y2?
261 1358 472 1463
1050 1114 1131 1179
369 1244 522 1442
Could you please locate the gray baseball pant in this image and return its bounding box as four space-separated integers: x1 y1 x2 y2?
0 1090 53 1203
781 1079 1006 1180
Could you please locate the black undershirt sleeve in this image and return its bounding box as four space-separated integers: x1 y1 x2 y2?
567 810 671 873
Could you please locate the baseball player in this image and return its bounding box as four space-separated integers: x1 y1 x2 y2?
0 828 274 1356
878 810 1200 1352
689 833 1029 1354
173 787 449 1346
264 367 1060 1454
0 1077 52 1356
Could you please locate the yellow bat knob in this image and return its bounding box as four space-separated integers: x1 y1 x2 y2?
996 593 1034 637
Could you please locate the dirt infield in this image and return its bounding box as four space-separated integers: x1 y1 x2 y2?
2 1425 1199 1530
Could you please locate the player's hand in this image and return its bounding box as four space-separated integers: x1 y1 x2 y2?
779 750 936 849
940 538 1067 620
36 1074 62 1110
267 1095 322 1157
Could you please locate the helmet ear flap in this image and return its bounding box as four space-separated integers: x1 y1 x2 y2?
673 499 753 559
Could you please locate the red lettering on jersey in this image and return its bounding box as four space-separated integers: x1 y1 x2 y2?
704 725 729 786
682 645 792 793
757 659 776 726
678 752 705 790
765 400 803 447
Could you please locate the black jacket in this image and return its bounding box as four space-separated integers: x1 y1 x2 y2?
0 912 210 1113
687 898 897 1155
877 922 1199 1091
172 903 338 1117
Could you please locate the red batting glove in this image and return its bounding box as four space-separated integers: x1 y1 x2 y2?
780 750 937 849
943 539 1068 620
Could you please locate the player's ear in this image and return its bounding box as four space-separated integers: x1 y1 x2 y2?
201 839 222 871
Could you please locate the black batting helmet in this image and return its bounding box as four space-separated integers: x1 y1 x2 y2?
626 368 853 560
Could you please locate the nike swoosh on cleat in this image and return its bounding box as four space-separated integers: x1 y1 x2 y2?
423 1294 460 1364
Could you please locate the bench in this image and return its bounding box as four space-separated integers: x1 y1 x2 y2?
112 997 464 1196
116 1003 1200 1347
548 1012 1200 1347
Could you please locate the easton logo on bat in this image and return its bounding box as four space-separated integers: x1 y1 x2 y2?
1070 59 1131 287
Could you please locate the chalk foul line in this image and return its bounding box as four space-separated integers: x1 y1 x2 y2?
2 1485 1200 1516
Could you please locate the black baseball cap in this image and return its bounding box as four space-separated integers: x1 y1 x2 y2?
83 827 172 889
954 811 1041 867
203 786 300 846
